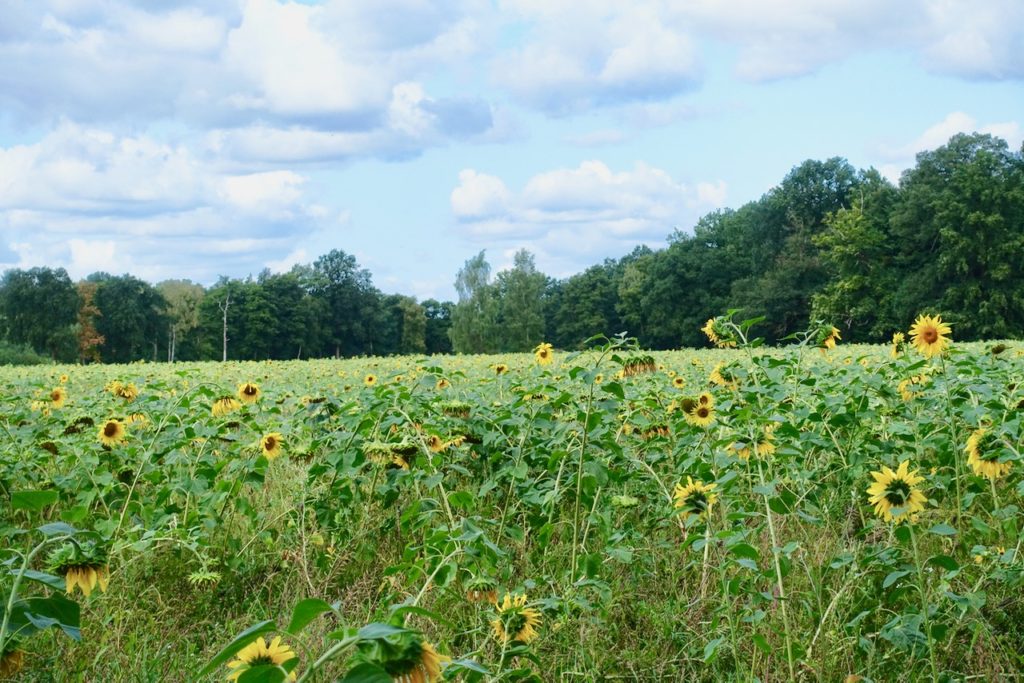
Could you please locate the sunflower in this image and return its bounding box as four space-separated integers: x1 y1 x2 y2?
115 382 139 402
465 576 498 604
237 382 261 404
534 342 554 366
435 378 451 390
491 593 542 644
212 396 242 417
594 373 604 384
63 564 110 597
733 426 776 461
260 432 284 460
685 402 715 428
364 374 378 387
493 363 509 375
701 317 736 348
820 326 841 351
59 373 69 384
0 645 24 678
709 363 738 390
908 314 952 358
890 332 905 359
356 631 446 683
672 376 686 390
126 412 148 427
673 477 717 521
226 637 297 682
50 387 67 409
965 428 1012 480
426 435 446 453
866 460 927 523
897 373 930 401
97 419 126 447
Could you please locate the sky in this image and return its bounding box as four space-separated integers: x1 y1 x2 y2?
0 0 1021 301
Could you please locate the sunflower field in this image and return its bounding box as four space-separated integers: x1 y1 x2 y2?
0 317 1021 682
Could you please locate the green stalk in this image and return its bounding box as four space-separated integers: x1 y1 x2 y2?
908 522 939 682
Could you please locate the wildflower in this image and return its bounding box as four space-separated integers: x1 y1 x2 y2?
965 428 1012 480
534 342 554 366
673 477 717 521
908 314 952 358
97 419 126 447
866 461 927 523
491 594 542 644
261 432 284 460
226 637 297 682
237 382 261 404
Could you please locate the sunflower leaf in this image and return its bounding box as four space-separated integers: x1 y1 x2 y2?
11 489 58 512
927 523 957 536
286 598 337 635
237 665 287 683
198 619 277 677
339 663 392 683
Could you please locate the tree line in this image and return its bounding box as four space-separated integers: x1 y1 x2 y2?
1 132 1021 364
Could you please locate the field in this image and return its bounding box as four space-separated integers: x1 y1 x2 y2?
0 331 1021 682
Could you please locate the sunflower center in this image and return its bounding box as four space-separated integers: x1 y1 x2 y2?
696 407 710 419
103 422 118 437
244 385 257 396
248 655 277 667
51 390 61 401
264 437 276 450
921 327 938 343
684 491 708 512
884 480 911 505
976 432 1000 461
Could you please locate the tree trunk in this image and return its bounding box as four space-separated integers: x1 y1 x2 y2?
218 293 231 362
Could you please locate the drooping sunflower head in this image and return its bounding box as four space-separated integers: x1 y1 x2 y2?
818 325 841 351
426 434 446 453
364 374 378 388
709 363 738 389
97 419 127 447
0 642 25 678
260 432 284 460
212 396 242 417
115 382 139 402
701 316 737 348
965 428 1011 480
534 342 554 366
50 387 68 409
673 476 717 521
354 630 446 683
464 575 499 604
866 460 927 523
491 593 542 644
237 382 261 404
890 331 905 358
49 541 110 597
908 314 952 359
226 637 297 682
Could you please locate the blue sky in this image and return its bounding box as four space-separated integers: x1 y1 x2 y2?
1 0 1021 300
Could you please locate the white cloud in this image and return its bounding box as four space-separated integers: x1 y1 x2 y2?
0 123 329 282
874 111 1023 182
451 160 727 274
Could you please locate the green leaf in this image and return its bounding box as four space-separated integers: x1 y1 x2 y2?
37 522 78 537
286 598 336 635
752 633 772 654
729 543 760 561
357 623 408 641
703 637 724 662
237 665 287 683
198 620 277 677
927 523 957 536
601 382 624 399
9 594 80 640
11 489 58 512
928 555 959 572
340 663 392 683
14 568 66 591
883 570 911 588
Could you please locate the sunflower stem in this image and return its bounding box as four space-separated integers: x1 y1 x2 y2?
938 354 963 523
758 459 795 683
908 522 940 682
